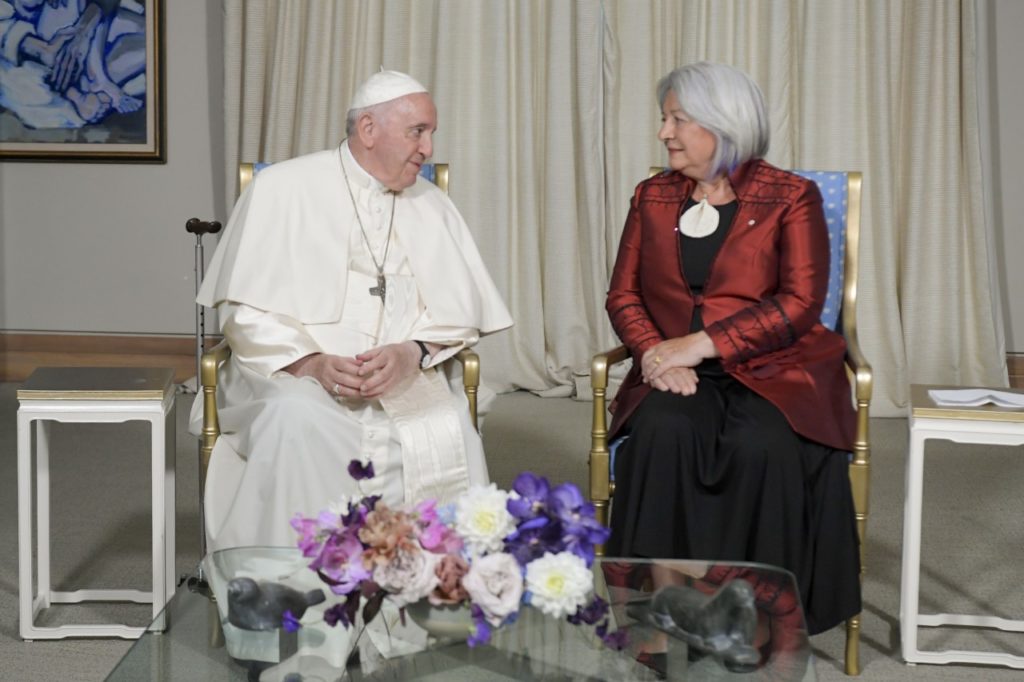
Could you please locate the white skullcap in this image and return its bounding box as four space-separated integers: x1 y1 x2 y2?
350 70 428 109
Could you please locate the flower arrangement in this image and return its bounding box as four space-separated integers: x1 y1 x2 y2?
287 460 623 648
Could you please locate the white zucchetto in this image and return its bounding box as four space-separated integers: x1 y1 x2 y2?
350 70 428 109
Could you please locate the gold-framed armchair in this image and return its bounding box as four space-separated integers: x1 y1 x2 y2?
197 161 476 492
589 170 872 676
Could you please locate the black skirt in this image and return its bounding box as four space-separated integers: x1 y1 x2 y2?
606 369 861 635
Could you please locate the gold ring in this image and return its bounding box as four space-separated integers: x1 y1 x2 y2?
655 356 662 364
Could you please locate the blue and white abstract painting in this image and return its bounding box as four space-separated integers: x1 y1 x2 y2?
0 0 162 160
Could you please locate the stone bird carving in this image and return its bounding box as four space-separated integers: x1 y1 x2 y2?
226 577 326 631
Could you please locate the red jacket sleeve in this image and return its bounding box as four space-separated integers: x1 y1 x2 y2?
706 180 829 367
606 186 665 359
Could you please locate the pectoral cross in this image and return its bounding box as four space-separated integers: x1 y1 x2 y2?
369 273 386 302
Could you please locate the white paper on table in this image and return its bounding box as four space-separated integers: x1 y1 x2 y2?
928 388 1024 408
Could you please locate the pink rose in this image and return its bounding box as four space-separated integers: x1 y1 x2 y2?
430 554 470 605
415 500 463 554
374 547 440 608
462 553 524 626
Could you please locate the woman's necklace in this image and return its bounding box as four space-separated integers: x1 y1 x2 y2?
339 145 395 304
678 178 728 239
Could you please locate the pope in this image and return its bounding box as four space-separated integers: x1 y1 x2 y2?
191 70 513 552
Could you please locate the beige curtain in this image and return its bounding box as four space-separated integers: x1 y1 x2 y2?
223 0 1007 414
223 0 607 396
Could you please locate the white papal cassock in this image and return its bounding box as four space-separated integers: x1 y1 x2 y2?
189 142 512 552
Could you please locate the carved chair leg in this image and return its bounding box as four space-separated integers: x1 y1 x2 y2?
845 613 861 675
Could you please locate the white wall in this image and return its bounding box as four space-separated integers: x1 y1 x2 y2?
1 1 1022 353
989 0 1024 353
0 1 225 336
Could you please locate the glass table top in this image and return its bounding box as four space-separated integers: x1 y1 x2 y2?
104 548 815 681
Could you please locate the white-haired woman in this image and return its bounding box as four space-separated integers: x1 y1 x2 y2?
605 62 860 637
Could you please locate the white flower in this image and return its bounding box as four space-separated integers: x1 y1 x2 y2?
454 484 517 555
375 548 440 608
463 552 524 626
525 552 592 618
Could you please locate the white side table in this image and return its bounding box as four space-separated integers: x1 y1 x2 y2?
17 367 176 640
900 384 1024 669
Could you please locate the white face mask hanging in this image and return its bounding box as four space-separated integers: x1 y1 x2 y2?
678 197 719 238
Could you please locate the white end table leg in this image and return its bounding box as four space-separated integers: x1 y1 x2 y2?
36 420 51 607
164 405 176 602
900 427 928 662
18 411 35 639
150 413 166 623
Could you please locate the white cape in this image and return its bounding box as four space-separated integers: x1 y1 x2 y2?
198 146 512 334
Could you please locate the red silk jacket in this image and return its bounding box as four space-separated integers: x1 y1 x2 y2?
606 159 856 451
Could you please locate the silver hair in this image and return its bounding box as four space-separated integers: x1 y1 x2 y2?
656 62 770 177
345 105 374 137
345 108 362 137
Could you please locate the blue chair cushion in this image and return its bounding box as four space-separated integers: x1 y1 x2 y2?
418 163 437 184
793 170 847 332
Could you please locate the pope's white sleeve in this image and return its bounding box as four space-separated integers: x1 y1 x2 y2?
408 307 478 369
219 302 323 376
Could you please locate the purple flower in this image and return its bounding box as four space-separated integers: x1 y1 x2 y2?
348 459 375 481
281 610 302 632
567 596 627 649
504 521 563 567
548 483 611 565
339 504 365 528
507 472 550 520
568 595 609 626
291 514 325 557
600 627 628 650
323 593 360 629
323 604 344 627
467 604 493 647
309 530 371 595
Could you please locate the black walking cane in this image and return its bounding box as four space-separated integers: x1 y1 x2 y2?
185 218 221 591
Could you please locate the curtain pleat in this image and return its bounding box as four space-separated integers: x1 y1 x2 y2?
222 0 1008 415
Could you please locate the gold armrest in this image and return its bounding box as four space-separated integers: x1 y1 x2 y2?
844 325 873 614
455 347 480 431
842 309 873 554
842 314 872 677
199 339 231 490
844 328 873 406
590 344 630 555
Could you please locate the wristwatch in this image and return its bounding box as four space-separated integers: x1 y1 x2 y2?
414 340 432 370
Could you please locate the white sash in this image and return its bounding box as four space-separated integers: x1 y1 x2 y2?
381 368 470 504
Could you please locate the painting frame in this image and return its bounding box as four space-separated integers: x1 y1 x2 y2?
0 0 165 163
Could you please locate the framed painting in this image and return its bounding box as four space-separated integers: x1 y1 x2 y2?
0 0 164 162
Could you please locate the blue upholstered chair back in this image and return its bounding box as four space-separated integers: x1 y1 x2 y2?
792 170 848 332
416 163 440 186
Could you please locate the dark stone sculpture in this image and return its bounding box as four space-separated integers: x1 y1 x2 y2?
227 577 326 632
627 579 761 672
